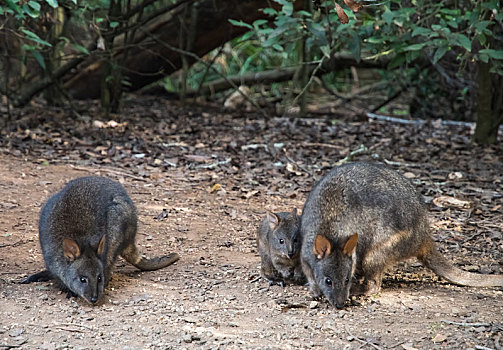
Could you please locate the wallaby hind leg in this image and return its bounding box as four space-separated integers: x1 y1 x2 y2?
19 270 53 284
360 254 387 295
121 243 179 271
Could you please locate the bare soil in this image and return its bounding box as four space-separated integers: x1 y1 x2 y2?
0 99 502 349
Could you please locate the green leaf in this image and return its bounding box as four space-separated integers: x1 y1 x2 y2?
478 49 503 60
281 2 293 16
71 43 90 55
450 33 471 52
382 10 394 25
21 28 52 47
109 21 119 28
28 1 41 11
45 0 58 8
388 54 405 69
479 53 489 63
432 45 448 64
253 19 267 28
23 3 39 18
228 19 253 29
474 21 490 33
403 43 426 51
320 45 330 58
262 8 277 16
32 51 46 70
411 27 431 37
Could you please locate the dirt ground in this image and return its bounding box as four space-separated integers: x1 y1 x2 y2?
0 100 502 349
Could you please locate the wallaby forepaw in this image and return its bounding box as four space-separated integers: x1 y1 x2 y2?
267 279 285 287
65 291 78 299
19 270 53 284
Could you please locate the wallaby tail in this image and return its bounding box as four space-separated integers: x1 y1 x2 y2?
418 239 503 288
122 244 180 271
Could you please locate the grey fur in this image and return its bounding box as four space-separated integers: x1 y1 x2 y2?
22 176 179 304
257 209 305 285
300 162 503 309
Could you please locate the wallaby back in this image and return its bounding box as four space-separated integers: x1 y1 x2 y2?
22 176 179 304
257 208 304 285
300 162 503 308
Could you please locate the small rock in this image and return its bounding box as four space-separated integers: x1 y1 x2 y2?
9 328 23 337
309 301 319 309
182 334 193 343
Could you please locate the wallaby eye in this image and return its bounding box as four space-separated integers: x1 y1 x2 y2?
345 277 350 283
325 277 333 286
80 276 88 284
97 276 102 283
279 239 285 244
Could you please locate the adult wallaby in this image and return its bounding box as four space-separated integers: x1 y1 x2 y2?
257 209 304 285
300 162 503 308
21 176 179 304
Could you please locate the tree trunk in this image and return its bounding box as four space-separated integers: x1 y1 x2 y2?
64 0 305 99
473 61 501 144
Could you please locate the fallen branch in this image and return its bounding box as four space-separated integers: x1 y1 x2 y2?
196 158 231 169
0 240 28 248
441 320 492 327
335 144 368 166
345 325 382 350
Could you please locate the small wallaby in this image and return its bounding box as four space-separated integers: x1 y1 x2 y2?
21 176 179 304
257 208 305 285
300 162 503 308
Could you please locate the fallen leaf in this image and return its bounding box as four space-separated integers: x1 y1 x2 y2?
210 183 222 193
401 344 418 350
432 334 447 343
433 196 471 209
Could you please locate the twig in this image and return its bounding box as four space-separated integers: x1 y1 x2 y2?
292 59 324 107
345 325 382 350
441 320 492 327
54 322 93 330
475 346 495 350
302 142 343 150
196 158 231 169
389 340 407 348
0 339 27 349
335 144 368 166
0 240 28 248
282 149 314 177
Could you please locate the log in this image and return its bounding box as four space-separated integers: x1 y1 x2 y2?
64 0 305 99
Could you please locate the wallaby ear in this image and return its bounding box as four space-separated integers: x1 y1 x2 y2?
266 211 280 231
63 239 81 261
343 233 358 257
291 208 298 217
313 235 332 259
97 235 106 256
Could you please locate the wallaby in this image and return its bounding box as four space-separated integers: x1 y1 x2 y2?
257 208 305 285
300 162 503 309
21 176 179 304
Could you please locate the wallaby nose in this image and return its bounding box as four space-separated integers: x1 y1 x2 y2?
335 302 345 309
288 252 295 259
90 296 98 304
